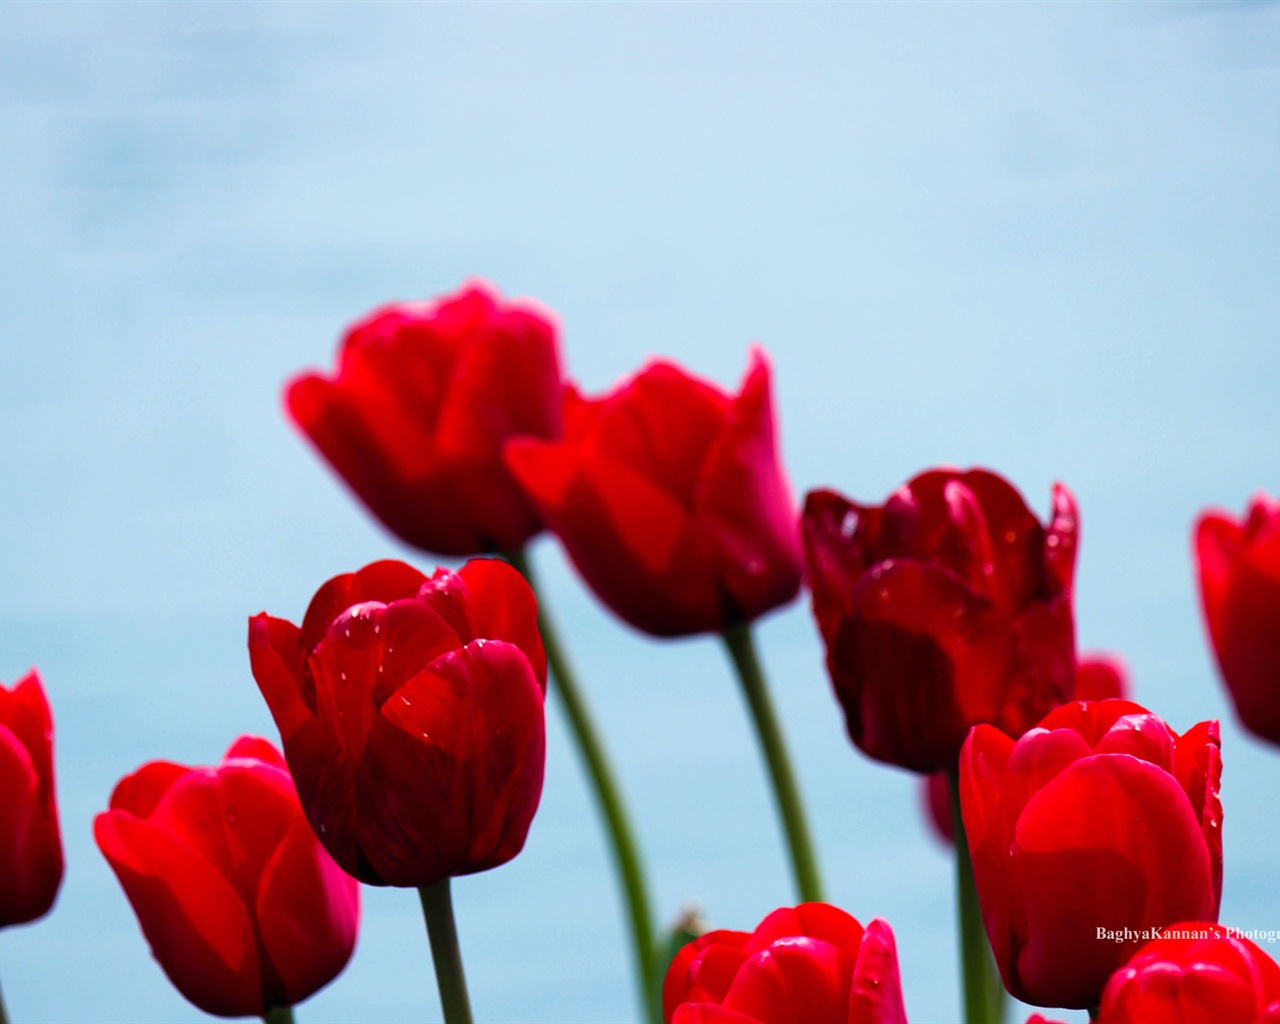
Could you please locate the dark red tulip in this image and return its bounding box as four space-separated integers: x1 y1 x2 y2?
504 347 802 637
1098 922 1280 1024
287 280 564 556
802 467 1078 774
0 670 63 927
663 903 908 1024
961 700 1223 1010
249 558 547 888
1195 494 1280 744
923 653 1129 844
95 737 359 1018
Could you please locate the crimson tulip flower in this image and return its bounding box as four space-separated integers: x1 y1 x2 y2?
923 653 1129 844
248 558 547 888
961 699 1223 1010
802 467 1078 774
0 670 62 928
663 903 908 1024
1195 494 1280 744
504 347 803 637
1097 922 1280 1023
95 737 359 1018
286 280 564 556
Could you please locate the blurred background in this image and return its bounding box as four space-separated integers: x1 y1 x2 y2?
2 2 1278 1021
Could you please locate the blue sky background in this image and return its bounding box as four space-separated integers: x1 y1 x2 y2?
1 2 1279 1022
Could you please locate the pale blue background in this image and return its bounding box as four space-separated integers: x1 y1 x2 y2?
2 2 1279 1022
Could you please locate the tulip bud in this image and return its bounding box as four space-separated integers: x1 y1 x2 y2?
803 467 1078 774
95 737 359 1018
249 558 547 888
960 700 1223 1010
0 670 63 929
287 280 564 556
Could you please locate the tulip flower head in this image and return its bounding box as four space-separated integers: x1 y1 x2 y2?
663 902 909 1024
505 346 803 637
287 280 564 556
95 737 359 1018
1098 922 1280 1023
961 700 1223 1010
249 558 547 888
0 670 63 928
1195 493 1280 745
803 467 1078 774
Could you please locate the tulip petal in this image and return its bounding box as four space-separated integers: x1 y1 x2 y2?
249 613 315 731
960 725 1016 989
673 1006 763 1024
1197 510 1280 742
433 302 562 461
355 639 545 887
109 760 191 819
149 762 299 911
0 726 62 925
748 903 864 955
1074 656 1128 702
849 918 908 1024
697 347 802 625
723 937 850 1024
0 671 54 798
257 813 360 1008
94 810 263 1017
590 360 730 507
833 560 1004 772
801 489 877 651
1010 755 1216 1008
1173 721 1224 913
306 595 463 761
299 560 430 653
508 439 725 636
224 736 289 772
665 931 751 1014
420 558 548 691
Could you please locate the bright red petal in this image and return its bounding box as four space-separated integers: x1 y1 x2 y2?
849 918 908 1024
1011 756 1217 1008
94 811 263 1017
256 813 360 1007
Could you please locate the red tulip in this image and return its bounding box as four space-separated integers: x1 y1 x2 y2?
923 653 1129 844
248 558 547 888
504 347 802 637
0 670 63 927
1098 922 1280 1023
961 699 1223 1009
1024 1017 1068 1024
94 737 359 1018
286 280 564 556
1195 494 1280 744
662 903 908 1024
802 467 1078 773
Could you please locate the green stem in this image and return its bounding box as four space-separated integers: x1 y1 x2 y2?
506 548 662 1024
0 976 9 1024
262 1006 295 1024
418 880 475 1024
949 772 1005 1024
721 623 825 903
